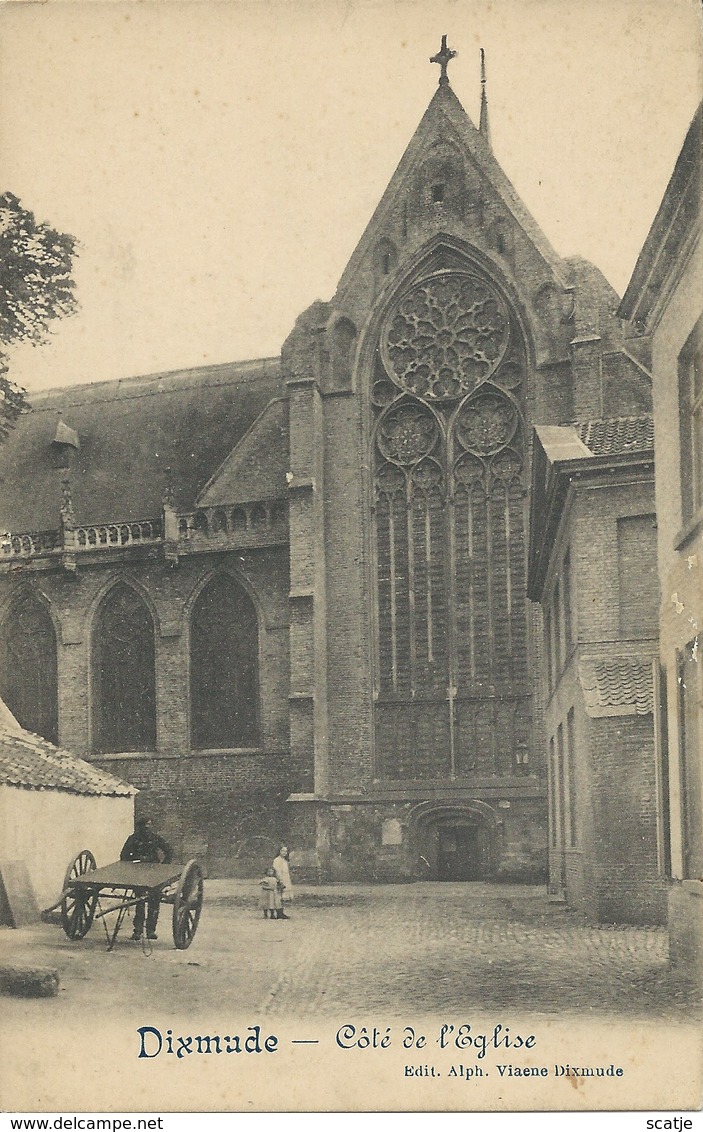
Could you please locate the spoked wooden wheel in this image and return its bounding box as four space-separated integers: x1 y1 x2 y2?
60 850 98 940
172 860 203 950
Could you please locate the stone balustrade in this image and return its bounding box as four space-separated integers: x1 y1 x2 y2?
177 501 287 540
0 499 288 564
1 530 62 558
73 519 163 548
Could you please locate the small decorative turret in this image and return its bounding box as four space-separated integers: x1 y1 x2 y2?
60 475 75 528
162 465 175 509
162 465 180 564
59 475 77 574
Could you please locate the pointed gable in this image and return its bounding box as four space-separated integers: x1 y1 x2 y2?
336 81 567 305
196 398 289 506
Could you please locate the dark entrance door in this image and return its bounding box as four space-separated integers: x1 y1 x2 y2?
437 823 484 880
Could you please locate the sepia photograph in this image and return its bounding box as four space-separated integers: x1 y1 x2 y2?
0 0 701 1116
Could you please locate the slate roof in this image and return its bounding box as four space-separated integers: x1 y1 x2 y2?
575 416 654 457
196 398 289 507
578 657 654 718
0 358 285 531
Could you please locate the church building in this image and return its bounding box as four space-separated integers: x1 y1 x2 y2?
0 44 657 901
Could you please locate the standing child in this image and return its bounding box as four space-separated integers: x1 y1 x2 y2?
272 845 293 920
259 867 282 919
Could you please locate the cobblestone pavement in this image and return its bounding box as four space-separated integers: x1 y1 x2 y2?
208 881 699 1021
1 881 699 1022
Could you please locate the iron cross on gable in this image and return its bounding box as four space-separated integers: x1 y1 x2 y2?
430 35 457 86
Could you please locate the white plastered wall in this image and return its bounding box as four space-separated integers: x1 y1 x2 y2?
0 786 134 909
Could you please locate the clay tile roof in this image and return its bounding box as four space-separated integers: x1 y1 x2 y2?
0 705 136 797
575 416 654 457
578 657 654 718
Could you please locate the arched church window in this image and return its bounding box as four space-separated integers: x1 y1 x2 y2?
93 583 156 754
231 507 247 532
251 504 268 529
0 593 58 743
373 268 529 781
190 574 259 750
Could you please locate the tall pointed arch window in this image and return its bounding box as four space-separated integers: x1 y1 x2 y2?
372 268 530 780
190 575 260 750
0 593 58 743
93 583 156 754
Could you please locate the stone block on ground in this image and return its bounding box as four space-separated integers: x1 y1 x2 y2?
0 963 60 997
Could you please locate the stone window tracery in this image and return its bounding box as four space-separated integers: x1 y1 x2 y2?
381 273 510 402
372 268 529 780
376 403 440 465
454 392 518 455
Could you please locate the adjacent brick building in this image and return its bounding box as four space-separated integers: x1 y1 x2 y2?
618 104 703 966
527 417 667 924
0 55 656 898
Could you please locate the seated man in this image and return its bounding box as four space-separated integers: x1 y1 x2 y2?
120 816 172 941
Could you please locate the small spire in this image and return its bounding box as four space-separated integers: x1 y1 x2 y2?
430 35 457 87
479 48 491 147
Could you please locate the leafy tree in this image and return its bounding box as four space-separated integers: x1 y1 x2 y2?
0 358 26 443
0 192 78 439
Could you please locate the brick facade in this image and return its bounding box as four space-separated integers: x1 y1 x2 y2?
528 425 667 924
0 512 294 873
0 77 660 909
618 104 703 971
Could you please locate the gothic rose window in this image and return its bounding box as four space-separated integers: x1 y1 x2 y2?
190 574 259 750
381 272 510 402
0 593 58 743
93 583 156 754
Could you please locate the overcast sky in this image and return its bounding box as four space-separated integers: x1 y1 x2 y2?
1 0 700 394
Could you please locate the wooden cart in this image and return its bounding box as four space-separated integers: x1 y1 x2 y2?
59 850 204 951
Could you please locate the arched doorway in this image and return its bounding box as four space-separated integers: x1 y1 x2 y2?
410 801 500 881
436 818 492 880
